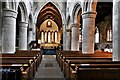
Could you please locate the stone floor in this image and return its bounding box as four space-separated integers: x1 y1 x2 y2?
34 55 64 80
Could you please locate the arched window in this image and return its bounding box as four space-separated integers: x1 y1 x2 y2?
107 29 112 41
95 27 99 43
48 31 51 43
79 28 82 42
54 31 58 43
47 20 52 27
41 31 44 43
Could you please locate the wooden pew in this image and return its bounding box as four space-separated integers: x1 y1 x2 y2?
11 50 42 68
56 50 115 79
64 59 120 79
1 64 22 80
56 50 112 72
68 63 120 80
1 50 42 79
2 50 42 71
1 58 34 79
2 55 37 73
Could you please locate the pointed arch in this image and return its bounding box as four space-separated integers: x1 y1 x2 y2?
72 2 82 23
28 14 34 28
34 2 64 28
17 1 28 22
36 2 62 30
66 15 70 26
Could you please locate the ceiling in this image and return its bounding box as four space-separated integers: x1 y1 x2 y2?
37 2 62 30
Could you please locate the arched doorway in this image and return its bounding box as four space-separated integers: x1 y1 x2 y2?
36 2 63 54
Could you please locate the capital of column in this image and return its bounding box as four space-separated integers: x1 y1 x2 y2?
71 23 80 28
19 21 28 28
82 11 97 19
2 8 18 18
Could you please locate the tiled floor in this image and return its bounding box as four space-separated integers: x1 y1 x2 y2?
34 55 64 80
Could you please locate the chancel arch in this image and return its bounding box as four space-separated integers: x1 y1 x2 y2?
36 2 63 50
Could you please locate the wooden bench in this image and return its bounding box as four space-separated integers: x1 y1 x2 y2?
64 59 120 79
2 50 42 71
1 65 22 80
56 50 116 80
1 50 42 79
69 63 120 80
56 50 112 72
14 50 42 67
1 58 34 79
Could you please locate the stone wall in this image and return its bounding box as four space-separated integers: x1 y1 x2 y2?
0 1 2 53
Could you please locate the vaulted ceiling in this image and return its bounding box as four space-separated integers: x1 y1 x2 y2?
37 2 62 30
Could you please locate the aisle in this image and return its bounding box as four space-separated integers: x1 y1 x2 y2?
34 55 64 80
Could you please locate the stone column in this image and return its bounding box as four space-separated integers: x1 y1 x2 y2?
2 9 17 53
48 31 51 43
0 1 2 53
33 23 36 41
50 32 52 43
66 29 71 50
28 28 33 46
58 32 61 44
44 31 47 43
71 23 80 51
113 1 120 61
82 11 97 54
51 31 54 43
19 21 28 50
63 24 66 50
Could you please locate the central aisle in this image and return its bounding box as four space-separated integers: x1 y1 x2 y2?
34 55 64 80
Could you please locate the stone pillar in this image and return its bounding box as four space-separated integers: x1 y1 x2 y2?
50 32 53 43
2 9 17 53
66 29 71 50
28 28 33 44
33 23 36 41
82 11 97 54
51 31 54 43
71 23 80 51
19 22 28 50
27 28 33 50
63 24 66 50
44 31 47 43
0 1 2 53
113 1 120 61
48 31 51 43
